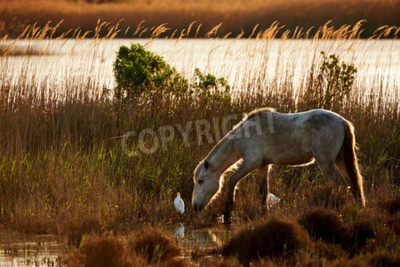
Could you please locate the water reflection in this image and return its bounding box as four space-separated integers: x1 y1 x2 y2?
0 232 64 267
175 223 185 240
0 225 230 265
171 224 231 249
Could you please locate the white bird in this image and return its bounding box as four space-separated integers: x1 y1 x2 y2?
267 193 281 208
174 192 185 214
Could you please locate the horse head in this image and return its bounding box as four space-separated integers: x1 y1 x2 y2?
192 159 220 212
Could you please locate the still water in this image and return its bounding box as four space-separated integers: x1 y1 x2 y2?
0 231 65 267
0 39 399 100
0 226 229 266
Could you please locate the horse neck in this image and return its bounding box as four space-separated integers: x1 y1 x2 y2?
206 135 240 177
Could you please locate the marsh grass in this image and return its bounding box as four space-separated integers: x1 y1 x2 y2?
68 227 186 266
299 209 347 244
221 218 310 264
0 20 399 265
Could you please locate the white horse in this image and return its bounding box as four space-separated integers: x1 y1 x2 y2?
192 108 366 223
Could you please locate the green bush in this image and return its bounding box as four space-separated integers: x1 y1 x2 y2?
303 52 357 110
113 43 188 101
193 68 231 103
113 43 231 104
317 52 357 108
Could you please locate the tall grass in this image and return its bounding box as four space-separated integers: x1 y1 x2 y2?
0 20 399 252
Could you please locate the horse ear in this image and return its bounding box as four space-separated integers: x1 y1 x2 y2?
204 160 209 169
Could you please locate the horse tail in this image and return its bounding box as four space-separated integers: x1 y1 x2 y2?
341 120 366 208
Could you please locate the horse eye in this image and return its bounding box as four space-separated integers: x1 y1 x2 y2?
198 179 204 185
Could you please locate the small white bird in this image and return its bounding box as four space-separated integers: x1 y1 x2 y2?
267 193 281 208
174 192 185 214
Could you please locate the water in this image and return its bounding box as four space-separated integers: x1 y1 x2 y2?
0 226 230 266
0 231 65 267
172 223 230 248
0 39 399 100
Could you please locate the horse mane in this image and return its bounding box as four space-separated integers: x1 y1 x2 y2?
246 107 276 119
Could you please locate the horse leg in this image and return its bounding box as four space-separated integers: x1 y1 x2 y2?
317 162 340 185
257 165 270 209
224 160 259 224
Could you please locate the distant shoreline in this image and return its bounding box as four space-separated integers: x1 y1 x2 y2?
1 0 399 39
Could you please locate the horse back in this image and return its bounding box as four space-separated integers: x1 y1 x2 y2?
238 109 345 165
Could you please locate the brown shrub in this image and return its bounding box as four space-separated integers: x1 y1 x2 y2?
217 257 244 267
383 193 400 215
369 251 400 267
345 219 376 255
68 228 183 266
69 234 136 267
299 209 346 244
222 218 309 265
312 240 347 261
157 258 189 267
67 217 102 246
127 226 180 264
380 193 400 235
386 215 400 235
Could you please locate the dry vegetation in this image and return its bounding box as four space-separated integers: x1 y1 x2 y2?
0 20 399 265
0 0 399 38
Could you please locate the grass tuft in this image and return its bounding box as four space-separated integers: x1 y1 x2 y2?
69 234 136 267
222 218 309 264
69 228 184 266
127 226 180 264
368 251 400 267
299 208 346 244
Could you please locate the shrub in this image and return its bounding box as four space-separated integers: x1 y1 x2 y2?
67 217 102 247
369 251 400 267
217 258 244 267
127 226 180 264
300 209 376 255
193 68 231 103
113 44 231 104
69 235 134 267
113 43 188 101
383 193 400 215
381 193 400 235
345 220 375 255
68 229 182 266
299 208 346 244
222 218 309 265
303 51 357 110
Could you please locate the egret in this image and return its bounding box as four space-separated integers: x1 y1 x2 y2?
267 193 281 208
174 192 185 214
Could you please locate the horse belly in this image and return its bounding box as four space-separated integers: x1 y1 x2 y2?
265 138 313 166
271 149 313 166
